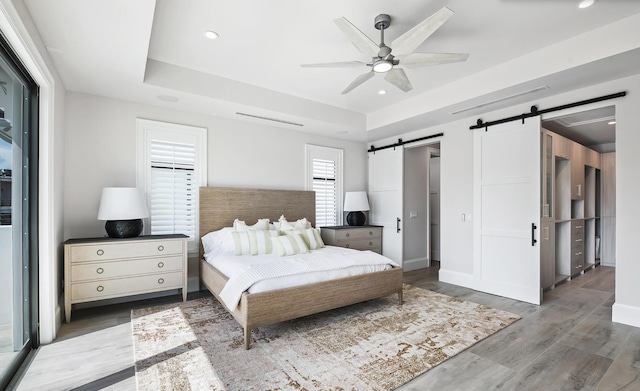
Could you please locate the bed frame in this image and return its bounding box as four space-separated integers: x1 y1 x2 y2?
199 187 404 349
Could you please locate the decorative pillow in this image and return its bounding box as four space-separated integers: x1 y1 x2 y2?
201 227 235 256
274 215 312 231
286 228 325 250
271 233 310 256
231 231 252 255
247 230 280 255
233 218 270 231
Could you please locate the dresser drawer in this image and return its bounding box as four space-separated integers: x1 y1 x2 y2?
71 271 183 302
342 239 381 252
333 228 381 242
69 240 184 262
71 256 184 282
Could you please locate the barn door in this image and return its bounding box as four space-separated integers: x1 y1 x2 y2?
368 147 403 264
473 118 541 304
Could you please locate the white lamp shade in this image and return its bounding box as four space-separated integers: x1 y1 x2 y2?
343 191 370 212
97 187 149 220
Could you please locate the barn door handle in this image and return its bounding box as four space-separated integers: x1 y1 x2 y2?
397 218 402 233
532 223 537 246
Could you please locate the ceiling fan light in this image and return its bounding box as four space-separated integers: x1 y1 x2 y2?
372 60 393 73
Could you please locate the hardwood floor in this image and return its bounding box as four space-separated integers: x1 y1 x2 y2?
13 263 640 391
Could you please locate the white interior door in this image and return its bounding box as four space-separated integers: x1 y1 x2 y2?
368 147 403 264
473 118 541 305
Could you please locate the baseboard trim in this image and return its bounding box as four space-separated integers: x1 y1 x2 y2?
438 268 474 289
403 257 429 272
612 303 640 328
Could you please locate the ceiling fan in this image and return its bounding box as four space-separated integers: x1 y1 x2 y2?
302 7 469 94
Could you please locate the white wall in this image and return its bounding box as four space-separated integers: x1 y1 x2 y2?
370 74 640 327
64 92 367 239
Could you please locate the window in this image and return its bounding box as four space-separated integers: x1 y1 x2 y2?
305 145 343 226
137 119 207 252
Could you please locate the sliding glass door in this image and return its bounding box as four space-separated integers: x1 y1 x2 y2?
0 32 39 389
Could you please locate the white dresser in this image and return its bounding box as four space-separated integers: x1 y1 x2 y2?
64 234 188 322
320 225 382 254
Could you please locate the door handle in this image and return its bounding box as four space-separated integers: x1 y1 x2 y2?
397 217 401 233
532 223 537 246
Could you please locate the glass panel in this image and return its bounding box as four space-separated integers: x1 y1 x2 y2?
0 38 36 387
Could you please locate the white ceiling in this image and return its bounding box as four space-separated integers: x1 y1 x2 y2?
22 0 640 142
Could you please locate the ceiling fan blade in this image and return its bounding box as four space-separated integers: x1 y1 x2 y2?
341 71 375 94
384 68 413 92
301 61 365 68
391 7 454 57
334 17 379 57
400 52 469 68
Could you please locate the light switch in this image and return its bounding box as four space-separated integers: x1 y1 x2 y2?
467 214 472 222
461 214 466 221
409 211 418 218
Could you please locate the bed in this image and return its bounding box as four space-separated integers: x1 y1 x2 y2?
199 187 404 349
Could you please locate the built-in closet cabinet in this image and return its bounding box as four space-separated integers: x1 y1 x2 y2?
541 129 602 290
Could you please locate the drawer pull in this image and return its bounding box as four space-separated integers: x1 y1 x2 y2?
96 249 104 256
369 242 373 246
575 238 582 242
96 267 104 274
158 262 164 268
369 231 373 236
345 244 350 248
575 225 583 229
345 233 350 238
158 245 165 252
158 278 165 284
96 285 104 292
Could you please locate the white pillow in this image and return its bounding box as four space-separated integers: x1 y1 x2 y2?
275 215 312 231
233 218 270 231
201 227 234 257
271 233 310 256
286 228 325 250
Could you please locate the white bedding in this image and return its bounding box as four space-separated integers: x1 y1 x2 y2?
206 246 399 311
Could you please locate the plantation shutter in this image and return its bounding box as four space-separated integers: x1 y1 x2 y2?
313 158 337 227
149 140 196 240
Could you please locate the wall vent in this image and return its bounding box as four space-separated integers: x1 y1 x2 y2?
236 112 304 127
451 86 549 115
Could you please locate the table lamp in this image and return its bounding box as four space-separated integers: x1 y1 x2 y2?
344 191 370 226
97 187 149 238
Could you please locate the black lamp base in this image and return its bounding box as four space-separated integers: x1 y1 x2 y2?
346 211 366 226
105 219 143 238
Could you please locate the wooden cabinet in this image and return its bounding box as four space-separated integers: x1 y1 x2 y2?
545 129 602 289
64 234 188 322
571 142 585 200
570 220 585 275
320 226 382 254
540 221 555 289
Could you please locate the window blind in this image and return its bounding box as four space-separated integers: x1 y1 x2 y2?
312 158 337 226
149 140 196 240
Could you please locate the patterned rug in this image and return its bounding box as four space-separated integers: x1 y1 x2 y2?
131 285 520 390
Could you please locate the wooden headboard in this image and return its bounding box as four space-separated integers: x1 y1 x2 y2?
199 187 316 258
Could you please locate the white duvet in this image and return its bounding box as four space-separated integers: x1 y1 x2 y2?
206 246 399 311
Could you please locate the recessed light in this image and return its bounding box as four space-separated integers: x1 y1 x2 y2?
378 90 387 95
204 30 219 40
578 0 596 9
158 95 179 102
608 121 616 125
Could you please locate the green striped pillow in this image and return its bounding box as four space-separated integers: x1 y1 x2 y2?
231 231 252 255
286 228 325 250
271 233 310 256
248 230 279 255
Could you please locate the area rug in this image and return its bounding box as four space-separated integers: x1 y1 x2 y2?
131 285 520 390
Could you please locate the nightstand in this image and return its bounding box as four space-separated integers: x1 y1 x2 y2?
320 225 382 254
64 234 188 322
